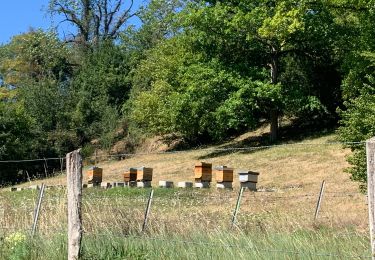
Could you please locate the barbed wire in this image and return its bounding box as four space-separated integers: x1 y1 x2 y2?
0 141 366 163
4 188 366 202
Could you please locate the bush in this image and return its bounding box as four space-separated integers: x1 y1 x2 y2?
338 81 375 191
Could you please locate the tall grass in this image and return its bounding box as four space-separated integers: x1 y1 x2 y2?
0 187 371 259
0 229 370 259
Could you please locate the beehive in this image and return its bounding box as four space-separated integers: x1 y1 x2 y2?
87 167 103 184
124 168 137 182
215 166 234 183
240 181 257 191
194 182 210 188
178 182 193 188
136 167 153 181
238 170 259 183
194 162 212 181
159 181 174 188
137 181 152 188
216 182 233 189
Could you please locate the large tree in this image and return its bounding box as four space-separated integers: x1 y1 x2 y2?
184 0 337 141
49 0 139 48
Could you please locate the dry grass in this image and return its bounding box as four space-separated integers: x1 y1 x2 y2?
0 131 368 237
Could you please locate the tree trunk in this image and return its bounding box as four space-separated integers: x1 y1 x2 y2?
269 52 279 142
270 109 278 143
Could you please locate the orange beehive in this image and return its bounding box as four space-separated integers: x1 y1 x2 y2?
136 167 153 181
215 166 233 182
124 168 137 182
87 167 103 184
194 162 212 181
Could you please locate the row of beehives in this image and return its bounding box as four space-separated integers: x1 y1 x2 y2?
86 162 259 190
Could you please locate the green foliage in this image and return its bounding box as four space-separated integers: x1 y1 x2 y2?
72 42 131 148
336 2 375 189
0 0 373 189
338 81 375 190
0 103 36 184
129 38 283 142
0 30 71 86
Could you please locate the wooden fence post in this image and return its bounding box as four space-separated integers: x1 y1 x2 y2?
67 149 83 260
367 138 375 260
314 180 326 221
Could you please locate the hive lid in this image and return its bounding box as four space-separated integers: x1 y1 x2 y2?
88 166 100 170
238 170 259 175
137 166 152 170
124 167 138 171
195 162 212 167
215 166 233 171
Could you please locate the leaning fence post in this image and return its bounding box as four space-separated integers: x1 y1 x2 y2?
314 180 326 221
367 138 375 260
31 183 45 236
232 187 245 227
67 149 83 260
142 189 154 232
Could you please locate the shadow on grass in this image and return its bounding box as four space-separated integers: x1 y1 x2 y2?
198 118 337 160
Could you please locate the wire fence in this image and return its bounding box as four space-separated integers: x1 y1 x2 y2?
0 141 372 258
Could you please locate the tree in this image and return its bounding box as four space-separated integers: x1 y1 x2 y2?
121 0 183 52
336 1 375 190
0 102 36 184
129 37 274 143
184 0 336 141
0 30 71 87
49 0 139 48
0 30 78 160
71 42 131 148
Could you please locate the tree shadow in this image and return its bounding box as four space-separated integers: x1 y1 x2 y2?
198 118 337 160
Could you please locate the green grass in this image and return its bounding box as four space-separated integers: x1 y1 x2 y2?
0 229 370 260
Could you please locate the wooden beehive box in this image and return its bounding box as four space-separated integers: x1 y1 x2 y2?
194 162 212 181
87 167 103 184
215 166 234 182
124 168 137 182
238 170 259 183
136 167 153 181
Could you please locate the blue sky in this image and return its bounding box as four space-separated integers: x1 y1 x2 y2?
0 1 52 44
0 0 143 45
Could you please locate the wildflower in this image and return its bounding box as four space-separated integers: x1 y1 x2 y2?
5 232 26 250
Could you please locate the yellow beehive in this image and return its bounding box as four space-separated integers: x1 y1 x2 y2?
136 167 153 181
124 168 137 182
215 166 234 182
194 162 212 181
87 167 103 184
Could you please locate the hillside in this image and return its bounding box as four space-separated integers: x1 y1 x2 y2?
18 128 355 194
11 129 367 230
1 129 370 259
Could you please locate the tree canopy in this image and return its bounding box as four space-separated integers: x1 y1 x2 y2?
0 0 374 188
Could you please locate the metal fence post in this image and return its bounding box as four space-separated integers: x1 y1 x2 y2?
314 180 326 221
142 189 154 232
31 183 46 236
232 187 245 227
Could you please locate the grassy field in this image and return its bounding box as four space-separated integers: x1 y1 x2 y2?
0 129 371 259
